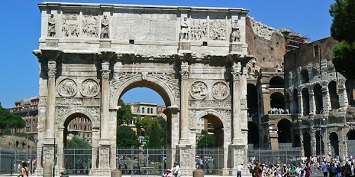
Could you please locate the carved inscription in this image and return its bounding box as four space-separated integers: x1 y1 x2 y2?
57 79 77 97
190 81 208 100
112 13 177 41
62 14 79 37
212 82 229 100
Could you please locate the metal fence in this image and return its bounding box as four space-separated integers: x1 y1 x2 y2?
0 148 37 175
0 147 302 175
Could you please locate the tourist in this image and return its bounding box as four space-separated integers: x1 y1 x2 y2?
18 161 29 177
171 162 181 177
164 169 173 177
237 163 244 177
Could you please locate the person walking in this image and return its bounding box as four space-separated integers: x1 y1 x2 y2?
237 163 244 177
18 161 29 177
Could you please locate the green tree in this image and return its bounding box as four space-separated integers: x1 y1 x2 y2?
197 130 215 149
116 125 141 148
117 99 133 125
140 116 166 148
330 0 355 79
0 106 25 133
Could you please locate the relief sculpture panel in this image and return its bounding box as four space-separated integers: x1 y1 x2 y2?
57 79 77 97
209 18 226 41
62 13 80 37
211 82 229 100
190 81 208 100
82 15 99 38
81 79 100 97
190 17 207 41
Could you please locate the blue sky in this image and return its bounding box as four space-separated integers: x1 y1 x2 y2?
0 0 334 108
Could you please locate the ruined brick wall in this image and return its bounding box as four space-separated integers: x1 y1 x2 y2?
246 16 287 71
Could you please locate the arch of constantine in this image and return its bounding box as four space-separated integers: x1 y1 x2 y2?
34 2 253 176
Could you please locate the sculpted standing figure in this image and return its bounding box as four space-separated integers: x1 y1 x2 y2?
180 17 189 40
231 19 241 42
101 15 109 39
48 14 56 37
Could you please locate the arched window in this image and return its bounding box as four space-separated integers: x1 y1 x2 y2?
142 107 145 113
292 89 299 114
270 92 284 109
314 84 323 114
269 76 284 88
247 84 258 118
329 81 340 109
301 70 309 84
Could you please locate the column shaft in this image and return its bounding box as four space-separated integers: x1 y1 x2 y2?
179 62 189 144
100 62 110 140
46 60 56 140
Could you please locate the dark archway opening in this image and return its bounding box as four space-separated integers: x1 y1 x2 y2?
314 84 323 114
330 132 339 156
302 88 309 116
270 92 285 110
345 80 355 106
301 70 309 84
294 134 301 147
348 131 355 156
270 76 284 88
248 121 259 146
303 132 311 157
328 81 340 109
63 114 92 175
247 84 258 118
277 119 292 144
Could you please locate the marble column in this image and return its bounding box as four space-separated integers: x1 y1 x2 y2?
100 61 110 141
164 106 179 169
98 60 111 176
298 91 303 116
310 130 316 157
338 79 348 112
322 85 331 114
231 62 242 144
46 60 56 140
179 62 190 145
309 90 315 116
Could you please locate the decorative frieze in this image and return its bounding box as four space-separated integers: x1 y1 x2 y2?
189 100 231 109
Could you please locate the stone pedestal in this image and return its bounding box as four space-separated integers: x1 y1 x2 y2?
179 41 191 51
229 43 242 53
100 40 112 48
46 38 58 48
177 145 194 176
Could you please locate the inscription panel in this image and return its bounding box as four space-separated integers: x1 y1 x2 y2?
112 12 177 41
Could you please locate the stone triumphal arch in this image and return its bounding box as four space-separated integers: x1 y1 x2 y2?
34 2 253 176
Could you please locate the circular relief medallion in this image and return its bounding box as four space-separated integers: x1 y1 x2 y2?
211 82 229 100
81 79 100 97
57 79 77 97
190 81 208 100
